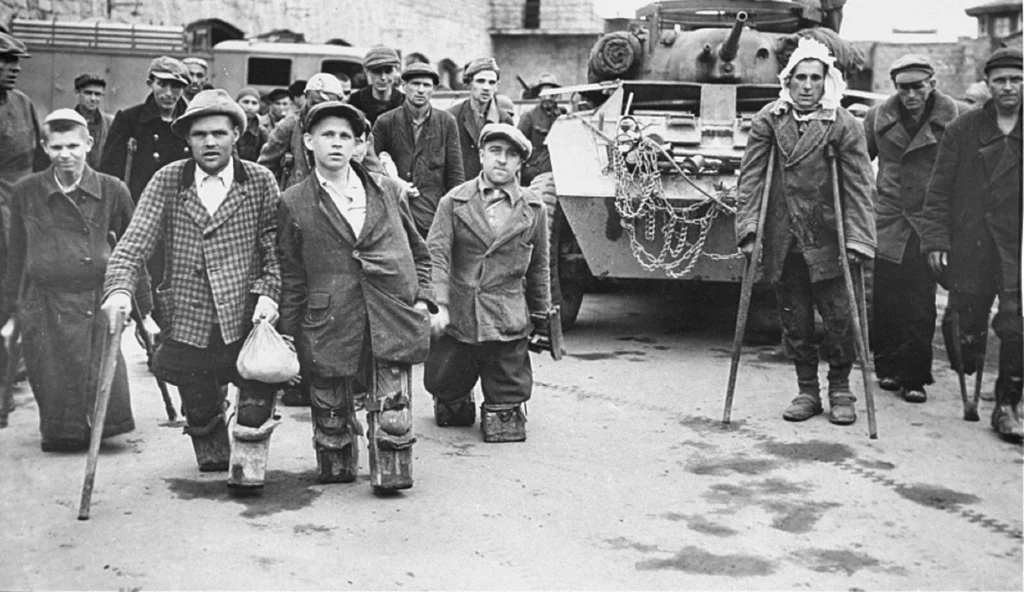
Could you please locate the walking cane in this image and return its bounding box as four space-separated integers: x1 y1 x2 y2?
723 147 775 424
949 308 982 422
78 309 126 520
130 305 177 422
825 145 878 439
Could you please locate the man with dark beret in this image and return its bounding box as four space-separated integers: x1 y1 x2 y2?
349 46 405 125
920 48 1023 441
102 89 284 489
448 57 513 180
864 54 969 404
424 123 551 443
72 73 114 169
266 87 292 131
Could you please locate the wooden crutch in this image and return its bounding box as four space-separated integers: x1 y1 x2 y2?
825 145 878 439
723 147 775 424
78 310 126 520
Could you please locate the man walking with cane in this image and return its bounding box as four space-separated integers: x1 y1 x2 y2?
735 38 876 426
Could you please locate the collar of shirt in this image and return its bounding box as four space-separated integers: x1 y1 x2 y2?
478 175 521 204
403 102 432 126
315 167 366 208
195 158 235 191
46 165 101 201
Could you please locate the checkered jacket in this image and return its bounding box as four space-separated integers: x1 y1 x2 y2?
104 158 281 348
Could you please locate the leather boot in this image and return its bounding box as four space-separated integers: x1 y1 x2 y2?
992 376 1024 441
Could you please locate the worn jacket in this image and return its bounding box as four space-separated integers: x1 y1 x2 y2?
98 94 189 202
104 158 281 348
348 86 405 126
864 90 968 264
427 177 551 343
237 113 269 163
372 103 465 236
919 100 1022 295
448 98 513 180
277 162 434 377
736 101 876 284
0 89 48 210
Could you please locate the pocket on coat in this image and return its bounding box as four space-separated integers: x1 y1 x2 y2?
301 292 332 329
512 240 535 276
362 282 430 365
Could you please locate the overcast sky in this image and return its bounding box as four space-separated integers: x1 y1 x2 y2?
593 0 985 41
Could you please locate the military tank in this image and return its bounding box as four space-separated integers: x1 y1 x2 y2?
540 0 861 329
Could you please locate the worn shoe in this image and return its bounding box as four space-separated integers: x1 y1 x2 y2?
281 385 311 407
828 392 857 426
991 405 1024 442
782 394 823 422
434 394 475 427
902 387 927 404
878 377 901 391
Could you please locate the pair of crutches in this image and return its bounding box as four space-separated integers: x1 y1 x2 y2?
723 146 878 439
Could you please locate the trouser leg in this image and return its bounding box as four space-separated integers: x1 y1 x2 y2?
478 338 532 443
774 253 822 384
424 333 479 426
367 360 415 492
991 290 1023 439
309 375 361 484
942 291 994 376
872 257 902 381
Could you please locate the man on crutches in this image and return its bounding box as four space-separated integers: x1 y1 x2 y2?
734 38 876 427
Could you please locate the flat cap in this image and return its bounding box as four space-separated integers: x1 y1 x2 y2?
74 73 106 90
479 122 531 159
305 73 345 97
536 73 560 89
44 108 88 128
889 54 934 81
304 100 367 137
236 86 260 102
148 56 190 85
0 32 30 58
182 57 209 71
985 47 1023 75
267 87 290 102
364 46 401 70
288 79 307 98
171 88 247 137
401 62 439 84
463 57 500 83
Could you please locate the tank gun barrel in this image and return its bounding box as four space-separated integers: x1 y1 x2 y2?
718 11 748 63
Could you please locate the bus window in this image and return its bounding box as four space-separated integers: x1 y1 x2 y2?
248 57 292 86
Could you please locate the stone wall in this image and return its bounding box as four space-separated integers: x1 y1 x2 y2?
856 37 1007 99
492 32 598 97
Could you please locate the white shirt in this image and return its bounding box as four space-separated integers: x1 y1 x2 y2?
316 168 366 236
195 159 235 216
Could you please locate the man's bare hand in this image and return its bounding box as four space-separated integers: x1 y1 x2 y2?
1 319 15 350
739 236 755 258
100 292 132 335
252 295 279 325
141 314 161 340
927 251 947 277
430 305 450 338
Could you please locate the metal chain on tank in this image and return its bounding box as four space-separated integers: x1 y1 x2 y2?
608 119 739 279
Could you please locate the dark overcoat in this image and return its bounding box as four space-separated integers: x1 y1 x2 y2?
864 90 968 263
919 100 1022 295
427 178 551 344
736 101 876 284
98 94 189 202
372 104 465 235
448 98 513 180
7 166 151 440
277 162 435 378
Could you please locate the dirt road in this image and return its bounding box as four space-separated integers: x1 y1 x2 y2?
1 289 1020 590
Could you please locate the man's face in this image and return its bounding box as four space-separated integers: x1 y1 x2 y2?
186 64 207 95
43 126 92 176
340 79 352 102
367 64 399 93
404 77 435 109
76 84 105 112
0 56 21 91
894 74 935 116
469 70 498 105
238 95 260 116
479 138 521 186
187 115 239 174
148 77 186 112
787 59 826 111
303 115 359 172
987 67 1023 113
271 96 292 119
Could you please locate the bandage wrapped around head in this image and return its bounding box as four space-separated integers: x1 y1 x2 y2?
777 37 847 111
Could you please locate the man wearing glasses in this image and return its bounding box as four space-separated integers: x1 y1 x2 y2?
349 46 405 126
863 54 968 405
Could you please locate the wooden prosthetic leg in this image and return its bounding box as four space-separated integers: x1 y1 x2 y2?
366 361 415 493
310 377 362 484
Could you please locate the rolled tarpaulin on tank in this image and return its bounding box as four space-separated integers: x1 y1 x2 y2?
588 31 642 81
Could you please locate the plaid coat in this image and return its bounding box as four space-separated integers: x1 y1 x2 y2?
104 158 281 348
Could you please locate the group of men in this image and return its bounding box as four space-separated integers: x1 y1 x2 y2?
0 32 557 495
737 40 1022 441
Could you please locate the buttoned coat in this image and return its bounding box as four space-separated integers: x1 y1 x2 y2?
864 90 968 263
427 178 551 344
277 162 434 377
919 100 1022 295
736 102 876 284
98 94 189 202
104 158 281 348
372 104 465 236
448 98 513 180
